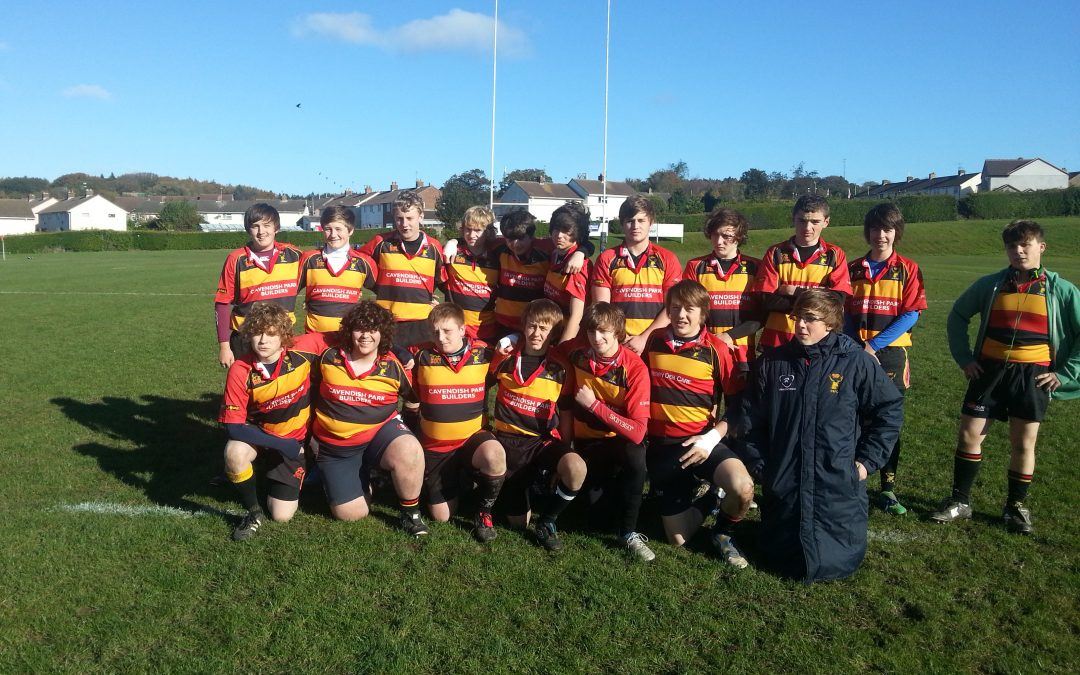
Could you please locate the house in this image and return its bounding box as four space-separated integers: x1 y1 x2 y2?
319 186 383 229
497 180 583 222
979 158 1068 192
28 193 59 226
357 181 441 229
568 177 638 222
0 199 37 236
922 171 982 198
1068 171 1080 188
37 192 129 232
196 198 309 231
865 171 981 199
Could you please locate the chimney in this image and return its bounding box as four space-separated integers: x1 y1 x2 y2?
345 188 352 196
391 181 398 191
42 191 50 199
364 185 372 194
958 169 966 176
415 179 424 188
905 175 914 182
85 187 94 198
597 173 605 182
929 172 936 179
882 179 890 185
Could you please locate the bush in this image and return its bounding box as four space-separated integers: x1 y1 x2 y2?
959 188 1080 220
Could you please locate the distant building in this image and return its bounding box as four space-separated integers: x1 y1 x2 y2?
568 177 637 222
356 181 441 229
979 158 1068 192
498 180 583 222
196 198 308 231
1067 171 1079 188
28 193 59 226
38 192 128 232
866 171 981 199
0 199 37 235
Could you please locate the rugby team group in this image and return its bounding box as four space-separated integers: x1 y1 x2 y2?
213 190 1079 583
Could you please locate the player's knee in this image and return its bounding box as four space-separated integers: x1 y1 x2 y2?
476 441 507 474
559 453 587 485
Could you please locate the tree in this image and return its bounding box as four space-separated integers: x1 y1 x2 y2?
153 201 203 231
646 160 689 194
668 189 703 214
0 176 50 198
497 168 551 196
740 169 769 200
437 169 490 227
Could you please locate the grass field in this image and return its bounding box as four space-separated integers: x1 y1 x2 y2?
1 218 1078 672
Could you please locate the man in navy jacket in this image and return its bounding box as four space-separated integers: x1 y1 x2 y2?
741 288 904 582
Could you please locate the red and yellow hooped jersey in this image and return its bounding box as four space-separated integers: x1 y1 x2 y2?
445 247 500 340
299 249 378 333
219 332 329 441
215 243 303 330
494 244 550 331
756 238 851 348
492 350 570 438
543 245 591 314
359 233 445 322
591 243 682 336
644 330 742 438
413 340 494 453
564 344 651 441
313 348 412 446
683 253 761 363
846 251 927 348
980 271 1051 365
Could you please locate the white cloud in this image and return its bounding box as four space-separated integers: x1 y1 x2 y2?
62 84 112 100
293 9 529 57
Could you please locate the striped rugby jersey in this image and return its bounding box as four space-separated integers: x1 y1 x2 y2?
543 244 591 314
444 246 500 340
591 242 682 336
219 332 329 441
412 340 494 453
756 238 851 348
980 269 1051 365
564 343 651 441
358 233 446 322
215 243 303 330
298 249 378 333
645 329 743 438
312 348 413 449
846 251 927 348
492 350 571 438
683 253 761 364
494 243 550 331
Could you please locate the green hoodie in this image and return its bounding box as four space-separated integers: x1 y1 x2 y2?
947 267 1080 400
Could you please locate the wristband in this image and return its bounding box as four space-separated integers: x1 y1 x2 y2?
694 427 723 455
442 239 458 260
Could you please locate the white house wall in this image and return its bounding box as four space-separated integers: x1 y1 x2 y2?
0 217 36 235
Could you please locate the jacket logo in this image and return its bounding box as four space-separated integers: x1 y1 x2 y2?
779 373 796 391
829 373 844 393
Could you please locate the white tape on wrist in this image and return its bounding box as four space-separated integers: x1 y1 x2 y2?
497 333 520 350
442 239 458 259
695 428 723 455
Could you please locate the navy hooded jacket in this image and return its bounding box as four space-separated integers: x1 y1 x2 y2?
740 332 903 583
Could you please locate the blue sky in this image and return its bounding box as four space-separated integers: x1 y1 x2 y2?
1 1 1077 194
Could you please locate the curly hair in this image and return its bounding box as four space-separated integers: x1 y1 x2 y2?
337 301 396 355
393 190 426 218
239 302 295 348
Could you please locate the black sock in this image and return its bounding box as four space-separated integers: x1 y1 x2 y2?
229 469 261 514
880 437 900 492
540 480 578 523
951 450 982 503
476 472 506 514
712 510 741 536
1007 469 1032 506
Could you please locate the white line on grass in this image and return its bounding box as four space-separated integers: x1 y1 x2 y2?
1 291 209 297
56 501 241 518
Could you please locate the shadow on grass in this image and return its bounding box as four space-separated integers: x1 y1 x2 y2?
53 393 232 518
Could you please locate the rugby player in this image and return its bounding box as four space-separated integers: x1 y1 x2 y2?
411 303 507 542
591 196 682 354
756 195 851 350
643 280 754 568
214 203 303 368
561 303 654 560
443 205 501 342
311 302 429 536
298 205 378 333
219 303 328 541
490 299 579 552
844 203 927 515
931 220 1080 534
358 191 446 349
542 202 592 344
